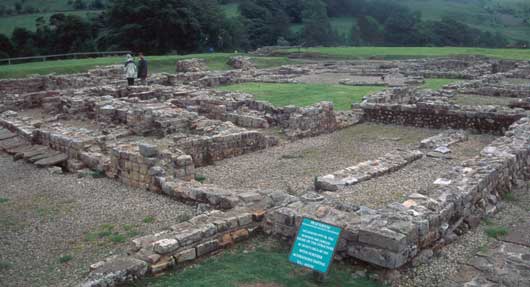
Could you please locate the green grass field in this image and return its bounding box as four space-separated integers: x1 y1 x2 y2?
217 83 383 110
0 54 294 79
282 47 530 60
134 238 381 287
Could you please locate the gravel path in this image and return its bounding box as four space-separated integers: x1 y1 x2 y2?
197 123 441 194
0 155 194 287
327 133 497 208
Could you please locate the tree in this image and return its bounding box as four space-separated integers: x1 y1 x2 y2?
73 0 87 10
0 34 14 58
11 28 37 56
358 16 384 45
350 20 361 46
240 0 291 49
103 0 226 54
383 9 421 46
302 0 336 46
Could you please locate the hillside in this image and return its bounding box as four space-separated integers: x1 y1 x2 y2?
394 0 530 43
222 0 530 44
0 0 105 35
2 0 529 43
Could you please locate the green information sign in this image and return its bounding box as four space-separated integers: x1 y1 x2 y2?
289 218 342 274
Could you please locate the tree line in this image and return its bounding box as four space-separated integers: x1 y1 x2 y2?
0 0 519 59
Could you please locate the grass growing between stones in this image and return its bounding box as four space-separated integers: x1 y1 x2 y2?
143 216 156 224
85 223 141 244
0 197 8 203
195 175 207 183
421 78 458 90
134 238 382 287
58 254 73 264
450 94 514 107
217 83 383 110
485 226 509 239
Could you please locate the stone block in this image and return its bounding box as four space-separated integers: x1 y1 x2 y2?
139 143 158 158
153 238 180 255
175 229 203 246
150 256 175 274
231 229 249 242
359 227 408 253
196 240 219 257
175 248 196 263
237 213 253 226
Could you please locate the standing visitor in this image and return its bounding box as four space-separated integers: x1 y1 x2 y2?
124 54 137 86
137 53 148 85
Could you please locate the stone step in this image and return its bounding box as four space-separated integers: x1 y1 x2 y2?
16 145 49 160
35 153 68 167
27 151 62 163
6 144 33 155
0 137 28 151
0 132 17 141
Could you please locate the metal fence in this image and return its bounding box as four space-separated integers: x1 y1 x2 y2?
0 51 132 65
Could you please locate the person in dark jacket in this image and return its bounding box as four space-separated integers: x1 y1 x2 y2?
137 53 148 85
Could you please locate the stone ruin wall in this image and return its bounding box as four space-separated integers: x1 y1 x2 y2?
0 65 123 95
359 87 528 134
266 117 530 269
79 116 530 287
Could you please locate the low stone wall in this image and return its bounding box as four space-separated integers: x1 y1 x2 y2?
315 149 423 191
107 143 195 190
361 101 527 134
0 66 123 95
266 117 530 269
81 209 263 287
175 130 276 166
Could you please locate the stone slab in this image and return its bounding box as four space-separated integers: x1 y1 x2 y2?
27 150 61 163
35 153 68 167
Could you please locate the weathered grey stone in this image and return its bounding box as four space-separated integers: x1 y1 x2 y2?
153 238 180 255
196 240 219 257
80 256 148 287
176 248 196 263
138 143 158 158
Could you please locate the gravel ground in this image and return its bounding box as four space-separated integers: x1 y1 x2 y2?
198 124 495 207
197 123 441 194
327 133 497 208
398 180 530 287
0 155 195 287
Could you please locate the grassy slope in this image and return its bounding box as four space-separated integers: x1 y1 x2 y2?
0 10 101 36
222 1 530 43
217 83 383 110
283 47 530 60
393 0 530 43
134 238 381 287
0 53 294 79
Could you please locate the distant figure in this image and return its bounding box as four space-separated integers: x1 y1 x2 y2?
124 54 137 86
137 53 148 85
